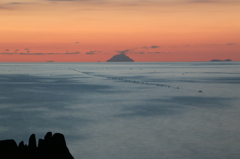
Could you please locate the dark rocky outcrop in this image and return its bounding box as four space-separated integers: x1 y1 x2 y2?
106 53 134 62
0 132 74 159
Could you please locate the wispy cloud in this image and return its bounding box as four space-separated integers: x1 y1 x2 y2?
0 52 80 55
116 49 130 54
85 50 102 55
141 45 160 49
147 52 165 54
146 51 171 54
133 52 145 54
5 2 36 5
0 1 38 11
113 45 166 55
0 5 8 10
45 0 238 6
187 0 239 3
227 43 237 46
190 0 215 3
7 2 27 5
20 53 45 55
14 49 19 53
1 0 236 12
150 45 160 49
154 52 164 54
65 52 80 54
0 53 18 55
48 0 76 1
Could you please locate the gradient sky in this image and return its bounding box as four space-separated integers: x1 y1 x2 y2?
0 0 240 62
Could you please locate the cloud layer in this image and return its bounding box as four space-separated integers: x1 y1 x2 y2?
0 52 81 55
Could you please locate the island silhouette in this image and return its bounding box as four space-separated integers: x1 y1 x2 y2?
0 132 74 159
106 53 134 62
211 59 232 62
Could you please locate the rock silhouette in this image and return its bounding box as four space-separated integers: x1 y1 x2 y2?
211 59 232 62
106 53 134 62
0 132 74 159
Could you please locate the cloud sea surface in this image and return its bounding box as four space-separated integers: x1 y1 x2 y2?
0 62 240 159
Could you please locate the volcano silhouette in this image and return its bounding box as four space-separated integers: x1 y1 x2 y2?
106 53 134 62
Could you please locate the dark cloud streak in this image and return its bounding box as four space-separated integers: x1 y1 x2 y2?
0 53 18 55
85 50 101 55
65 52 80 54
48 0 82 1
141 46 160 49
227 43 237 46
190 0 215 3
0 52 80 55
117 49 130 54
5 2 36 5
20 53 45 55
150 46 160 49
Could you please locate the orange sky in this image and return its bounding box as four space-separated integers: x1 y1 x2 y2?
0 0 240 62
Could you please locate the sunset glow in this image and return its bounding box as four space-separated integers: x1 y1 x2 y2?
1 0 240 62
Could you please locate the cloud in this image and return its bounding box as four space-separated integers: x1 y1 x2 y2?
65 52 80 54
150 45 160 49
113 46 165 55
0 2 37 11
0 6 9 10
0 53 17 55
117 49 130 54
85 52 95 55
141 46 149 49
19 52 81 55
14 49 19 53
48 0 78 1
134 52 145 54
227 43 237 46
141 46 160 49
7 2 27 5
0 50 81 55
145 51 170 54
190 0 214 2
20 53 45 55
85 51 96 55
127 51 145 55
45 53 61 55
5 2 36 5
187 0 238 3
45 0 224 7
85 50 102 55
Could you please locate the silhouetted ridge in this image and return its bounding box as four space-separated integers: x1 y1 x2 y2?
107 53 134 62
211 59 232 62
0 132 74 159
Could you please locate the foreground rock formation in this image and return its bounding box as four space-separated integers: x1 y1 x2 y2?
0 132 74 159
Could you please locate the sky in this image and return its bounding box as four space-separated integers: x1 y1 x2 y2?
0 0 240 62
